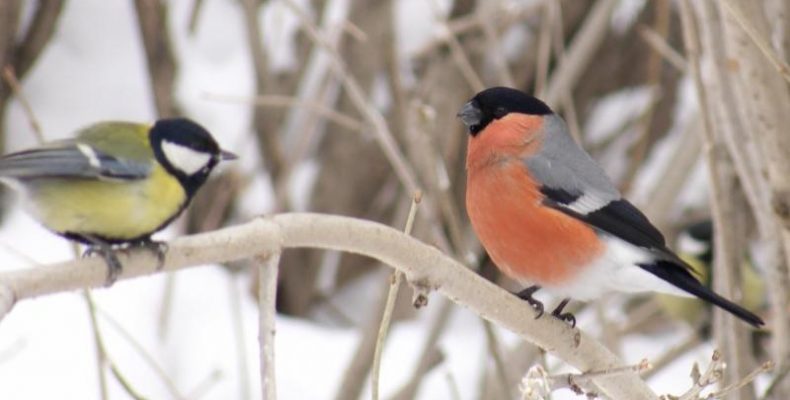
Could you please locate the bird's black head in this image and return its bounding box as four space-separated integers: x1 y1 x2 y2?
457 87 553 136
149 118 237 196
682 220 714 264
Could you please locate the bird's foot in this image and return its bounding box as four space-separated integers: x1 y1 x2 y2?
514 285 544 318
83 242 122 286
133 240 168 270
551 298 576 328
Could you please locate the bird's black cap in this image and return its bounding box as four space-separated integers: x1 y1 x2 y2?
458 87 553 135
150 118 221 155
149 118 225 196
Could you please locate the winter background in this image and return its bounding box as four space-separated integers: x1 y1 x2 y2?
0 0 785 399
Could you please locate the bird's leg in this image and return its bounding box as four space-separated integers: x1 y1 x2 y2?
514 285 544 318
131 238 168 270
551 298 576 328
82 236 122 286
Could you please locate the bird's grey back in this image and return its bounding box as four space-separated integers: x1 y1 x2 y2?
524 114 620 202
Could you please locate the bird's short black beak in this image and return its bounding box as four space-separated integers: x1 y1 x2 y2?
457 101 482 128
220 149 238 161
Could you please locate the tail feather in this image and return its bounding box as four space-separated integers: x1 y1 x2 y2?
639 261 764 327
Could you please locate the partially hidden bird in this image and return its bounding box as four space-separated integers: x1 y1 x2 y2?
0 118 237 284
459 87 763 327
657 221 764 327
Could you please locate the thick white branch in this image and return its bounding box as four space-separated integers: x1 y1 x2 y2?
0 213 656 399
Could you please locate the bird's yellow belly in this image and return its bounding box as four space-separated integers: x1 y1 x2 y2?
26 166 185 241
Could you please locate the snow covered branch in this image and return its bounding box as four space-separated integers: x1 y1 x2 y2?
0 213 657 399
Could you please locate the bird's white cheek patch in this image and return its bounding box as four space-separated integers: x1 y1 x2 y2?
161 141 212 175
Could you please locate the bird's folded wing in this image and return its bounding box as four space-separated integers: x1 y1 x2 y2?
525 152 670 253
542 192 666 249
0 141 151 180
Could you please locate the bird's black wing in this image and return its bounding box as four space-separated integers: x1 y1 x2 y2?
0 141 151 181
540 187 666 249
541 186 699 271
542 188 764 326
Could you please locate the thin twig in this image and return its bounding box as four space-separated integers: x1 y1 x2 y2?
281 0 451 252
548 359 652 394
95 307 187 399
258 251 281 400
157 274 176 340
229 274 252 400
641 332 702 380
429 0 485 92
84 291 150 399
543 0 619 108
186 0 204 34
204 92 365 132
720 0 790 83
476 2 515 87
534 2 553 97
760 361 790 400
2 67 44 143
185 369 224 400
481 321 513 400
638 25 688 72
547 1 583 144
670 350 725 400
444 368 462 400
108 362 150 400
83 291 109 400
132 0 180 117
411 1 547 59
389 300 455 400
669 353 772 400
240 0 285 178
713 361 773 399
10 0 64 78
371 191 421 400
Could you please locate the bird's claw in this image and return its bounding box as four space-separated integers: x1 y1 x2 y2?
552 311 576 328
529 300 545 319
514 285 545 319
550 298 576 328
83 245 122 286
136 240 168 270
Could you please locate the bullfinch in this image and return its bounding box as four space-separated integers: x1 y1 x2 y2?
459 86 763 327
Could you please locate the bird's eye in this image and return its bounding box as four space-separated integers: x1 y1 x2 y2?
494 107 508 118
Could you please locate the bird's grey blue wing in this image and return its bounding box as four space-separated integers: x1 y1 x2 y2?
0 141 151 181
524 114 667 250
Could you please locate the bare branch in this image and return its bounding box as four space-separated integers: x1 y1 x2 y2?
0 213 658 399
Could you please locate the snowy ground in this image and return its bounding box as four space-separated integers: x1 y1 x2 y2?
0 1 719 399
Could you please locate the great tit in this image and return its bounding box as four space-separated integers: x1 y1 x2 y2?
0 118 237 284
656 221 764 328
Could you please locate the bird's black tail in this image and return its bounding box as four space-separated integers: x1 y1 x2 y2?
639 261 764 327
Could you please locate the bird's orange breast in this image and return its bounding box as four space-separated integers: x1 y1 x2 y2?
465 115 604 285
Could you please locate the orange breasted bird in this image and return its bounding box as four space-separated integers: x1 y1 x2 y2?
459 87 763 327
